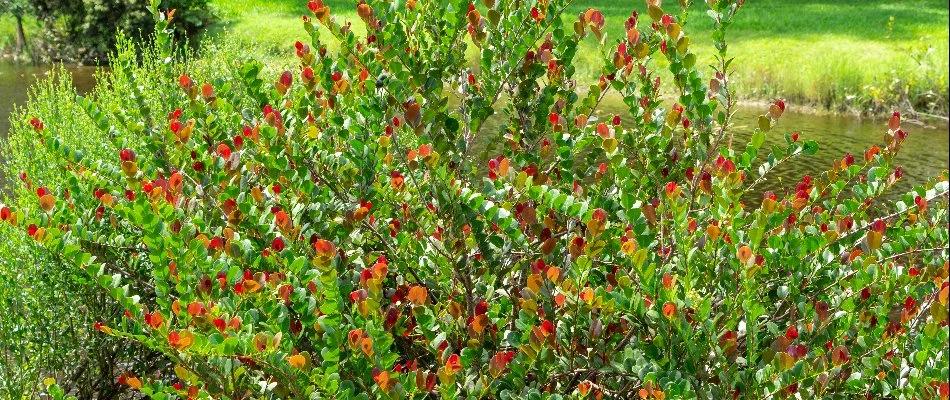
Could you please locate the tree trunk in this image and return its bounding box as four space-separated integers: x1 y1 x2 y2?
14 14 26 54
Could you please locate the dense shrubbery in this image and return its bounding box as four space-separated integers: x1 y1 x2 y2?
26 0 213 62
2 0 948 398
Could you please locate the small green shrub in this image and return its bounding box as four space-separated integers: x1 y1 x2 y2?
2 0 948 398
0 220 170 399
0 28 229 399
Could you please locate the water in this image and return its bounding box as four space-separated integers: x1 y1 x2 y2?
0 63 97 189
0 63 98 134
721 107 950 199
1 62 948 200
472 96 949 200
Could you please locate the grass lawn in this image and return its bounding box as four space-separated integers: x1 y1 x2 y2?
4 1 947 113
207 0 949 114
0 14 40 56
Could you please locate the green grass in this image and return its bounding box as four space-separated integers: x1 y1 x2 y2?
4 1 945 113
206 0 949 114
0 14 40 57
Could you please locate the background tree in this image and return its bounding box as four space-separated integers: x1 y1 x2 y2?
27 0 214 62
0 0 30 54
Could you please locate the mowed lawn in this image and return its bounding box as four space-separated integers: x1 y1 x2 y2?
4 1 944 111
207 0 948 112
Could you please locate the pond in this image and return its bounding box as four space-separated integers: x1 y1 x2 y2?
1 63 948 200
0 62 97 188
577 97 950 200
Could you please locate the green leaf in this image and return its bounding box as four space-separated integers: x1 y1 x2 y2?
757 115 770 132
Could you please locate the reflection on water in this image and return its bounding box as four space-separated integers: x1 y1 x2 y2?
1 63 948 200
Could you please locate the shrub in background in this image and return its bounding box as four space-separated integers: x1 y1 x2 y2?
2 0 948 398
27 0 214 62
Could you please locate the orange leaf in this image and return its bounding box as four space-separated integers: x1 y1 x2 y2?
527 273 543 293
662 302 676 319
621 240 637 255
580 287 594 305
361 337 374 357
662 272 674 289
168 330 194 350
287 354 307 368
147 312 164 329
313 6 330 23
406 102 422 127
243 279 262 293
275 210 293 231
578 380 592 396
187 301 204 317
391 175 405 191
554 293 566 307
126 376 142 389
866 230 883 251
201 83 214 99
418 144 432 158
39 194 56 212
354 206 370 222
498 157 510 176
313 239 336 257
546 266 561 282
446 353 462 373
472 314 489 334
372 261 388 278
373 370 392 391
169 172 183 193
357 3 374 22
407 286 428 305
849 249 863 262
348 329 363 348
737 245 753 265
706 224 721 240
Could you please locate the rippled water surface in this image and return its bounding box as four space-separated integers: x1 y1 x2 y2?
472 96 949 199
722 106 949 198
2 63 948 199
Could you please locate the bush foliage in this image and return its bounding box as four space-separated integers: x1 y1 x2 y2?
27 0 213 62
2 0 948 398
